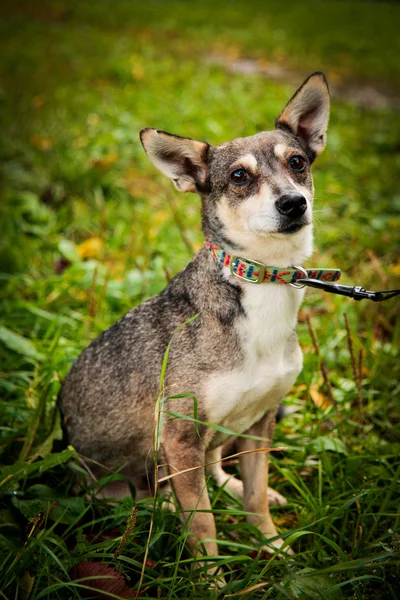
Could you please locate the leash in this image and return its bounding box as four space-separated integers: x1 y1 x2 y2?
206 239 400 302
294 278 400 302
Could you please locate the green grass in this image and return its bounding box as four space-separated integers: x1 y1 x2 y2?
0 1 399 598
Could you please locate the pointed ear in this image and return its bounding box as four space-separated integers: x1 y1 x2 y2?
140 128 210 192
275 72 330 161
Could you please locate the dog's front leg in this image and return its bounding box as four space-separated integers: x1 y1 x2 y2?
238 408 292 553
162 435 219 565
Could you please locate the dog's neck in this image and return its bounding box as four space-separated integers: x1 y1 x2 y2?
201 221 314 268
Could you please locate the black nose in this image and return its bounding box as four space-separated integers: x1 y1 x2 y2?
275 194 307 218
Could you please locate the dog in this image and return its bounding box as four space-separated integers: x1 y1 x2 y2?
60 72 331 567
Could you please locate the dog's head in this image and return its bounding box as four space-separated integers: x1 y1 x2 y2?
140 73 330 265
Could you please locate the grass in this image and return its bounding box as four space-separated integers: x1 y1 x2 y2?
0 0 399 598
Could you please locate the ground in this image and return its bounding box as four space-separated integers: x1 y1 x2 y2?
0 1 399 598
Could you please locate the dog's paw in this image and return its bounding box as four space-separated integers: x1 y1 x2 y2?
267 487 288 506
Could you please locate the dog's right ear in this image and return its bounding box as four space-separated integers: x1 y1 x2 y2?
140 128 210 193
275 72 330 161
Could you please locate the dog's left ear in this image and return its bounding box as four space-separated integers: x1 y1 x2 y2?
276 72 330 161
140 128 209 192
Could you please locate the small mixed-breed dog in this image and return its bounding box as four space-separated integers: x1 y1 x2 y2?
60 72 332 569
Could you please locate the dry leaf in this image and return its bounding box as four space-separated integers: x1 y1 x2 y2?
309 383 332 409
70 561 138 599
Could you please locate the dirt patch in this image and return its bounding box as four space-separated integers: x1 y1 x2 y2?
206 55 400 111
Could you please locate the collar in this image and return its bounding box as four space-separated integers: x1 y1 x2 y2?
205 239 341 286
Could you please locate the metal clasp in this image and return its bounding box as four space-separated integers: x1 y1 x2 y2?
289 265 308 289
230 255 266 284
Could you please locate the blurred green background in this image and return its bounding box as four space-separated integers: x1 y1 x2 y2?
0 1 399 598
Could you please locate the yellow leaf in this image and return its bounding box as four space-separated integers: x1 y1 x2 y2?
295 383 307 393
389 262 400 276
77 237 104 259
309 383 332 409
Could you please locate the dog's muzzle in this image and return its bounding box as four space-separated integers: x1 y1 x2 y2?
275 194 309 234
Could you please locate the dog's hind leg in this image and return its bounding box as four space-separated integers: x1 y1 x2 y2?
206 445 287 507
206 446 244 496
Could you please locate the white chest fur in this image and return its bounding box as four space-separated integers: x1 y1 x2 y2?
205 282 304 444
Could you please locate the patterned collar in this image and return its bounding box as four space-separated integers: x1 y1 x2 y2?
205 239 341 286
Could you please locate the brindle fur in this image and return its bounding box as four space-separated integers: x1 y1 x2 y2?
60 73 330 566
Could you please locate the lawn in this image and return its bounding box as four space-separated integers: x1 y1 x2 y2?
0 1 399 598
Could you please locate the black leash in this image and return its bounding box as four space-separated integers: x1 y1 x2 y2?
297 278 400 302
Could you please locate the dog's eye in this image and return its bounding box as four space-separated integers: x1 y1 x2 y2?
230 169 250 185
289 156 307 172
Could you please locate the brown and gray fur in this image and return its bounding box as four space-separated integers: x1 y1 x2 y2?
60 73 330 567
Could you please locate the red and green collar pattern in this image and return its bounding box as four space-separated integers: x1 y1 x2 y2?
205 239 341 285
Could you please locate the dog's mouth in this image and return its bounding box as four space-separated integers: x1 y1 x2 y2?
277 221 308 235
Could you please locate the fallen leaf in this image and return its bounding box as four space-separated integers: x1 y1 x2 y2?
77 237 104 259
70 561 139 599
309 383 332 410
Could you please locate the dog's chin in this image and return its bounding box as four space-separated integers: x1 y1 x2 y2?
250 220 310 239
275 220 310 236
